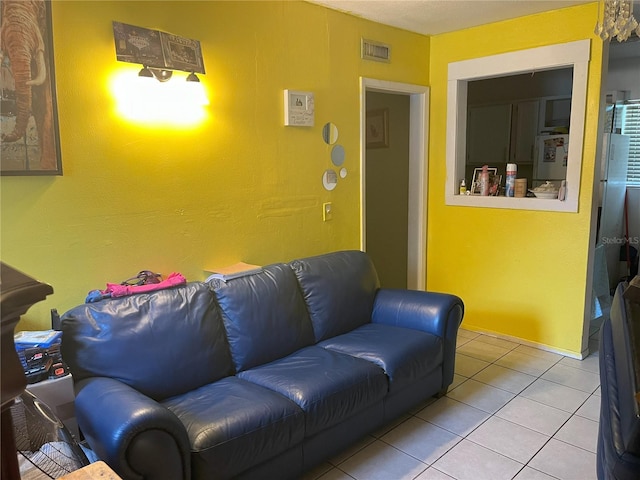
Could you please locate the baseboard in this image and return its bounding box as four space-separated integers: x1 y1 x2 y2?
460 326 586 360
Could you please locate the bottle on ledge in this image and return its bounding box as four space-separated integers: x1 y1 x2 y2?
505 163 517 197
480 165 489 196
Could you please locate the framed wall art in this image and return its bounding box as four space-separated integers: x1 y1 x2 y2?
1 0 63 175
112 21 205 74
284 90 314 127
366 108 389 148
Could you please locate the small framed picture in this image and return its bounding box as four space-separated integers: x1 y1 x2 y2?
366 108 389 148
284 90 314 127
470 167 501 196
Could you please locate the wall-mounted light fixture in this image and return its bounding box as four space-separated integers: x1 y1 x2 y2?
111 21 208 124
137 66 202 85
113 21 205 81
138 66 173 82
186 72 200 83
111 68 209 125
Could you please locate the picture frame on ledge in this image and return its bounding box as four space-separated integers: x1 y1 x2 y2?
470 167 501 196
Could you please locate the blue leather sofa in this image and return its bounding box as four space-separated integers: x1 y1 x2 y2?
61 250 464 480
597 281 640 479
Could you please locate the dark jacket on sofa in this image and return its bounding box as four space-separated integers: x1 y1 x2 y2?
61 250 464 480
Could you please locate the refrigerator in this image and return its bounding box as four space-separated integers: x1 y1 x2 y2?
597 133 631 290
533 134 569 187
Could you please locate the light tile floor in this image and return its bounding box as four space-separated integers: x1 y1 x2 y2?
303 328 601 480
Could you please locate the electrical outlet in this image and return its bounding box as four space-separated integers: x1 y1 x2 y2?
323 202 332 221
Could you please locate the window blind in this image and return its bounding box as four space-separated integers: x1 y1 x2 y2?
623 103 640 185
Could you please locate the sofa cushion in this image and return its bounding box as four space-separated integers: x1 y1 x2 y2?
209 264 315 372
162 377 304 479
289 250 380 342
238 346 387 436
61 282 232 401
318 323 443 393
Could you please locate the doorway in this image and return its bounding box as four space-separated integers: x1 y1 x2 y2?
360 78 429 290
586 38 640 355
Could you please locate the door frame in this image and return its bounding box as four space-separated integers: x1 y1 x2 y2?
360 78 430 290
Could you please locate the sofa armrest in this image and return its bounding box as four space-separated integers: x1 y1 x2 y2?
74 377 191 480
372 289 464 390
372 289 464 337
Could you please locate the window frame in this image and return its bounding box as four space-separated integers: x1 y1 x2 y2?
445 40 591 212
623 103 640 185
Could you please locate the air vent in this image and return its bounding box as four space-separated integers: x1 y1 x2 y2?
361 38 390 63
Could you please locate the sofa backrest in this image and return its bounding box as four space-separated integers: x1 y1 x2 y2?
61 282 232 401
608 282 640 455
289 250 380 342
209 263 315 372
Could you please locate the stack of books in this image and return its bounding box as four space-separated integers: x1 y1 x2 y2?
205 262 262 282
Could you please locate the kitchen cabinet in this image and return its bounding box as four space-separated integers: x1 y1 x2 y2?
510 100 539 164
467 104 512 165
467 100 539 166
540 96 571 131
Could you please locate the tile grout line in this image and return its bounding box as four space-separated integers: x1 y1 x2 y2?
447 333 598 479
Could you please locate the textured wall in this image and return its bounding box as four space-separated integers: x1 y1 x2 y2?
1 1 608 357
0 1 429 329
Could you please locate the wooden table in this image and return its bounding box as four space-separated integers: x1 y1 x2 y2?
58 461 122 480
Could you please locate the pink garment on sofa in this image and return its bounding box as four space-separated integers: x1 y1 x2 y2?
105 272 187 298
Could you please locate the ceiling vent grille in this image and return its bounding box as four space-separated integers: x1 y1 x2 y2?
361 39 391 63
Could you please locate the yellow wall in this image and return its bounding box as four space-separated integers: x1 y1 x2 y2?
427 3 603 356
1 1 605 357
0 1 429 329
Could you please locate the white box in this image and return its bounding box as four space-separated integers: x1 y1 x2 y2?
26 374 78 440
